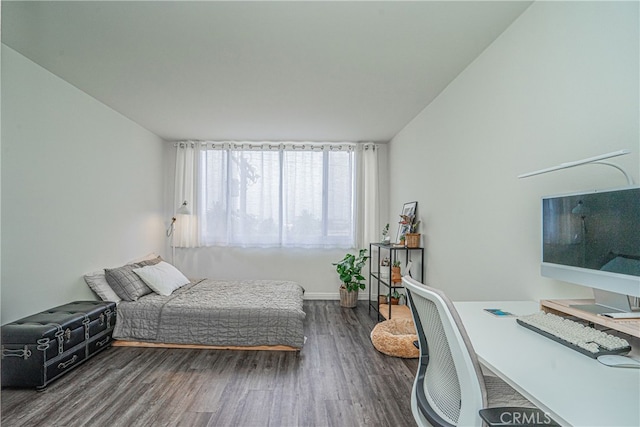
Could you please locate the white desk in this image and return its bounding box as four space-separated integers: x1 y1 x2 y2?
453 301 640 427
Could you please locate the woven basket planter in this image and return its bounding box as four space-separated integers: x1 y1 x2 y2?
405 233 421 248
339 287 359 308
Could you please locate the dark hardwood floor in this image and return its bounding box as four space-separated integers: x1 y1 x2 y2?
1 301 418 427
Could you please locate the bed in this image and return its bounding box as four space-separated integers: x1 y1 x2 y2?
84 256 306 351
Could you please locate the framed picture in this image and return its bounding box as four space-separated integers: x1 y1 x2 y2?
395 201 417 243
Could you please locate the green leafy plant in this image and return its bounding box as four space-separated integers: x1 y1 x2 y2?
380 223 390 243
392 260 401 268
333 249 369 292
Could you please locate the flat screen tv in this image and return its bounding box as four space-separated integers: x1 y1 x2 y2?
541 186 640 310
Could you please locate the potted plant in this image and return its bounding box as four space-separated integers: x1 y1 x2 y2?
390 290 401 305
333 248 369 308
380 223 390 245
380 257 390 279
391 260 402 283
402 215 421 248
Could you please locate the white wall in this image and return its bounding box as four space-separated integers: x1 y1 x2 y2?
1 46 167 323
389 1 639 301
174 247 352 299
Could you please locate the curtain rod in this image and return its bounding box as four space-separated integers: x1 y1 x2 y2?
172 141 378 151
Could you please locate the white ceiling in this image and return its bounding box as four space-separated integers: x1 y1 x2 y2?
2 1 532 142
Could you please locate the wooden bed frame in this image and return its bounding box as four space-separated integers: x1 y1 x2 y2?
112 339 300 352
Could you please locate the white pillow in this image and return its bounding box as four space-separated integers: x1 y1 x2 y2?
84 271 122 303
133 261 190 296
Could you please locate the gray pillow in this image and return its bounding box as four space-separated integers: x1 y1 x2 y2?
104 264 152 301
84 271 122 303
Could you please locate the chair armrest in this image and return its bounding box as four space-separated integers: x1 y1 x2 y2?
479 407 559 426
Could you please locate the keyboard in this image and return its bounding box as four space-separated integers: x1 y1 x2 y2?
517 312 632 358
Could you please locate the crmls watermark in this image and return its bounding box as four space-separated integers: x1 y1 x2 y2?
499 410 554 425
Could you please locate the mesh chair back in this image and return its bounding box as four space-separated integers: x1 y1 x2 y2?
404 276 487 427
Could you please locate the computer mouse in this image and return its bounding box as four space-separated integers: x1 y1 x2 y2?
597 354 640 368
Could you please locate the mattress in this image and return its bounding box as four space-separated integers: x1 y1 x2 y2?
113 278 306 348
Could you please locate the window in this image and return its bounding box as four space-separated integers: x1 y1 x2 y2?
192 143 355 248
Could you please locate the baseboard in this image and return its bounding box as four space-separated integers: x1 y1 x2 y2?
304 292 371 301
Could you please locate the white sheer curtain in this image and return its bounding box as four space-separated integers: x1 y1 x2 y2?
173 142 203 247
357 143 380 249
173 141 379 249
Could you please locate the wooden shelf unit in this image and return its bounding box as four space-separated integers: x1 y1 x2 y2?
378 304 412 320
540 299 640 338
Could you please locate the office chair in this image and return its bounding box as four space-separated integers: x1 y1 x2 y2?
402 276 559 427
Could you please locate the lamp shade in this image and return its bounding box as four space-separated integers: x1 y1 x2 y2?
571 201 590 216
176 201 191 215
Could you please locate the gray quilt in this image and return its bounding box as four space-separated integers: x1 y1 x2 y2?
113 278 306 348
